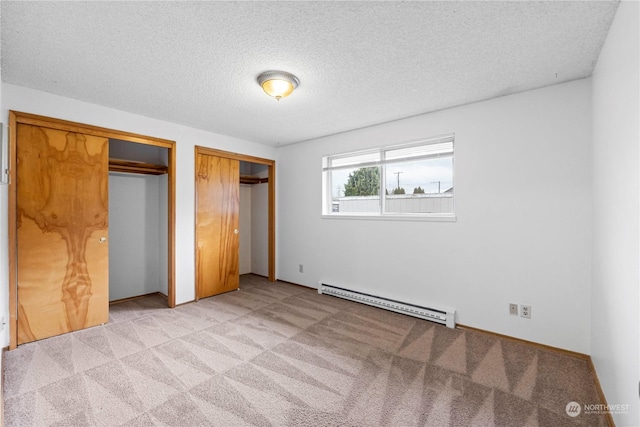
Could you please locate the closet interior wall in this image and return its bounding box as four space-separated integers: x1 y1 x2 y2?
108 139 169 301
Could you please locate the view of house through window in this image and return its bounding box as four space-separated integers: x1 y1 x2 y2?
323 134 454 216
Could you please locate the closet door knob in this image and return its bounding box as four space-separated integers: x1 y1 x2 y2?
234 229 239 234
99 237 107 243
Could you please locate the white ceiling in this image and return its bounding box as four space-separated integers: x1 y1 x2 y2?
1 1 619 146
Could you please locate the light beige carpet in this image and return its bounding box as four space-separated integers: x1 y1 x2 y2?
3 274 607 426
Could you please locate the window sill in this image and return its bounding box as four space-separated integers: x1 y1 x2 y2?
321 213 457 222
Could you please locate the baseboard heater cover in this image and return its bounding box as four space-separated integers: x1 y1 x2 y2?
318 283 456 328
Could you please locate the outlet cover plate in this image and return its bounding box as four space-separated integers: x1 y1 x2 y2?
509 303 518 316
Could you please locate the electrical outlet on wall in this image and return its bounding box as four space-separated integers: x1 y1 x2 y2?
299 264 304 273
509 303 518 316
520 305 531 319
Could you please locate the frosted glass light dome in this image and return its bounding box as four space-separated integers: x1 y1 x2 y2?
257 71 300 100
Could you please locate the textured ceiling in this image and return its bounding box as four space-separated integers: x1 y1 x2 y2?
1 1 619 146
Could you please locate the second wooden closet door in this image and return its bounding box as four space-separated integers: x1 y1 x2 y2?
195 153 240 299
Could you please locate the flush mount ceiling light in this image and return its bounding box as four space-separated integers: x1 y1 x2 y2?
257 71 300 101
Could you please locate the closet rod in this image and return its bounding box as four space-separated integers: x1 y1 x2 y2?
109 159 168 175
240 175 269 185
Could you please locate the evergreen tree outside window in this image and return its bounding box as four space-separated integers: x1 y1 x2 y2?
343 167 380 196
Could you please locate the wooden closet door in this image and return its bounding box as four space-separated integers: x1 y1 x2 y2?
195 154 240 298
16 123 109 345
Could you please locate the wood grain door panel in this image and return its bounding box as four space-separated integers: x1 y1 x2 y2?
16 124 109 344
196 154 240 298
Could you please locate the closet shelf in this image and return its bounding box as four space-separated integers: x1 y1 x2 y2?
109 159 168 175
240 175 269 185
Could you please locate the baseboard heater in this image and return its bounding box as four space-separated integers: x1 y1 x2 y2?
318 283 456 328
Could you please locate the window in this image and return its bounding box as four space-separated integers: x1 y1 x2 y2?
322 134 454 218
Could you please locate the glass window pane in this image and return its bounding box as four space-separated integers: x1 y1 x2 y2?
330 166 381 214
384 157 453 214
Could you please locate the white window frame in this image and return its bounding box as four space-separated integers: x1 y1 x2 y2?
322 134 456 221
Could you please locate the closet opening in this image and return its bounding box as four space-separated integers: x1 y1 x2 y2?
108 139 170 304
239 161 269 278
194 146 275 301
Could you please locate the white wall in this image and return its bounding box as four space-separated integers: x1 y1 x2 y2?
591 1 640 425
158 173 168 293
239 185 252 275
251 179 269 277
108 173 166 301
277 79 592 353
0 83 277 348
